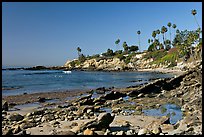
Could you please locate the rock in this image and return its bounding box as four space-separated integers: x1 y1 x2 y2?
8 113 24 121
103 91 126 100
137 93 145 98
81 105 94 113
83 128 95 135
37 97 46 102
160 124 175 134
138 128 149 135
160 116 171 124
14 130 27 135
94 130 105 135
104 129 111 135
3 128 13 135
135 106 142 111
50 120 60 125
12 125 22 134
55 130 76 135
70 125 82 134
2 101 9 111
41 114 55 122
126 129 135 135
112 107 122 113
32 109 44 115
79 113 114 131
152 127 161 135
116 131 125 135
97 113 115 129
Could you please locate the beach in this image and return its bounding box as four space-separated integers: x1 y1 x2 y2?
2 63 202 135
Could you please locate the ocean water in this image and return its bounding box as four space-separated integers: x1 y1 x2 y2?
2 69 174 96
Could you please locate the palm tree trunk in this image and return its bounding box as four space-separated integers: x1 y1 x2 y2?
138 35 140 52
194 15 200 28
169 28 171 47
162 34 165 46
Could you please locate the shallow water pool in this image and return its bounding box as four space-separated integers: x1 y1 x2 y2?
142 103 182 124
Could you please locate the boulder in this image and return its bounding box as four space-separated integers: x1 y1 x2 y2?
138 128 149 135
79 113 115 131
103 91 126 100
8 113 24 121
83 128 95 135
2 101 9 111
97 113 115 129
160 124 175 134
116 131 125 135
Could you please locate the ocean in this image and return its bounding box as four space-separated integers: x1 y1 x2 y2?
2 69 174 96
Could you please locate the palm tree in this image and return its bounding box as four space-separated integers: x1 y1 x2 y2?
176 29 180 34
77 47 81 57
152 31 157 41
161 26 165 46
156 29 160 41
167 22 172 46
172 24 177 38
123 41 128 53
115 39 120 51
191 9 200 28
148 39 151 45
137 31 141 52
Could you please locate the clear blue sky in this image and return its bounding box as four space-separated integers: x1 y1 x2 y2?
2 2 202 67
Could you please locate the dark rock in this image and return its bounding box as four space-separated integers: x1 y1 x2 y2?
97 113 115 130
8 113 24 121
103 91 126 100
2 101 8 111
37 97 46 103
80 113 115 131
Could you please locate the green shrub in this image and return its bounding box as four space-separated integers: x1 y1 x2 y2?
143 50 167 60
78 54 86 63
124 56 132 64
116 54 125 61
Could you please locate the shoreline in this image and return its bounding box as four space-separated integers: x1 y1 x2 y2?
2 63 202 135
137 68 185 76
2 67 185 105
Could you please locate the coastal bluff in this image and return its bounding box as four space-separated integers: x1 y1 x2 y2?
63 50 201 72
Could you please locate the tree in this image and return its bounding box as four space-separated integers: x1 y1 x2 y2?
172 24 177 38
165 39 171 50
172 30 199 60
78 54 86 63
77 47 82 57
191 9 200 28
156 29 160 41
148 39 151 47
161 26 165 46
167 22 172 47
123 42 129 53
129 45 139 52
106 49 114 56
137 31 141 52
152 31 157 41
161 26 168 49
115 39 120 51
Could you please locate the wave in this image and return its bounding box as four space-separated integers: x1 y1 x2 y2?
63 71 72 74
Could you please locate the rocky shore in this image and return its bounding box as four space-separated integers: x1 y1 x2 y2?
2 61 202 135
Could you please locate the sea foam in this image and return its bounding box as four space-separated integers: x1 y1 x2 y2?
63 71 72 74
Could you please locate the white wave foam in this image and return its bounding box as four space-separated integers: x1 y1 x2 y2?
63 71 72 74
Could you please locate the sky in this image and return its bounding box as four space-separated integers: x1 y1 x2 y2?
2 2 202 67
